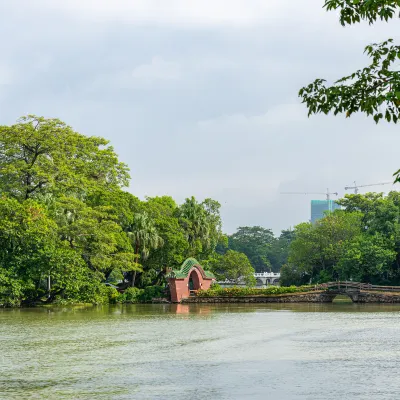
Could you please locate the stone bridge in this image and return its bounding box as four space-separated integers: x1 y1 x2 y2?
254 272 280 286
309 281 400 303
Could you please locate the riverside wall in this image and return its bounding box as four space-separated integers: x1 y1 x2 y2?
182 292 335 304
181 291 400 304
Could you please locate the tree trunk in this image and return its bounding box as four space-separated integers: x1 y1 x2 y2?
132 241 139 287
47 275 51 298
131 270 137 287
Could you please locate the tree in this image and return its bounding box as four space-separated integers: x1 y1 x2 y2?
0 116 227 305
55 196 139 282
286 211 362 284
268 229 296 272
337 233 396 282
177 196 222 259
211 250 256 286
0 116 138 305
135 196 189 287
0 115 129 200
228 226 275 272
299 2 400 179
127 212 164 287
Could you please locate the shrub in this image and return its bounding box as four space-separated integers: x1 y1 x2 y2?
196 285 314 297
116 286 165 303
139 285 165 303
117 287 144 303
210 282 222 290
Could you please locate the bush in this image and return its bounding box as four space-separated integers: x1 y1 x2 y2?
196 285 314 297
117 287 144 303
210 282 222 290
54 283 119 305
139 285 165 302
117 285 165 303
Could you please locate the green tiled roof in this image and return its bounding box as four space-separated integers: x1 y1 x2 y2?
165 257 215 279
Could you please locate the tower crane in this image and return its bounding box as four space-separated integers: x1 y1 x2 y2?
344 181 393 194
280 188 338 201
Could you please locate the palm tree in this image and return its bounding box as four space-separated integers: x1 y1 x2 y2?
178 197 211 255
128 212 164 287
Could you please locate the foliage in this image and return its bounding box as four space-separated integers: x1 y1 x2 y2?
116 285 165 303
299 1 400 180
209 250 256 286
139 285 165 302
0 115 129 201
177 196 222 259
196 285 314 297
127 212 164 287
117 287 144 303
226 226 294 272
0 116 225 306
283 193 400 285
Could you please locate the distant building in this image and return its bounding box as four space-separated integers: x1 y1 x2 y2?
311 200 341 223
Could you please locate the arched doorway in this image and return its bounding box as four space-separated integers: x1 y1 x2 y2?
188 269 201 294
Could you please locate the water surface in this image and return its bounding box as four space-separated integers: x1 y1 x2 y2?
1 303 400 399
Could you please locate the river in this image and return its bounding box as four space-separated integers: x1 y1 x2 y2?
1 303 400 399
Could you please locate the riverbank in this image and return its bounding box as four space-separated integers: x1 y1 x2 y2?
184 290 400 304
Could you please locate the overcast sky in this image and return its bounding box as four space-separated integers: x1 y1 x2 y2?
0 0 399 234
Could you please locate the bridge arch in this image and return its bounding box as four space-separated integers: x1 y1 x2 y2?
165 258 216 302
331 292 354 302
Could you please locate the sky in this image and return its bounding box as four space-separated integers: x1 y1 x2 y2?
0 0 399 234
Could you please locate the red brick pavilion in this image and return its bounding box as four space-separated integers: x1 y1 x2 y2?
166 258 216 302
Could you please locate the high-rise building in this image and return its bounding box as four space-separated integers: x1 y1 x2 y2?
311 200 341 223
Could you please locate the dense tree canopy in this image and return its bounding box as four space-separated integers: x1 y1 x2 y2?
0 116 227 306
281 192 400 286
210 250 256 286
4 115 397 305
225 226 294 272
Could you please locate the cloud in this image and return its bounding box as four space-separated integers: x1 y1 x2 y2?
1 0 399 234
32 0 288 25
198 103 307 131
0 65 14 85
131 57 181 81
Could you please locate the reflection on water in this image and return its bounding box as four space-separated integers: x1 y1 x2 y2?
2 303 400 399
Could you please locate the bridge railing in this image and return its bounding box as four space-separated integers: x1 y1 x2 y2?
311 281 400 292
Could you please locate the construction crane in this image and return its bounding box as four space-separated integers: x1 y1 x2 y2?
281 188 338 201
344 181 393 194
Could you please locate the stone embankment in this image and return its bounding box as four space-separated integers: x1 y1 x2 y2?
182 291 333 304
355 291 400 303
182 291 400 304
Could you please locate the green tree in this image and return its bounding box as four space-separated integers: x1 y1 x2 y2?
337 233 396 282
268 229 296 272
55 196 138 282
177 197 222 259
0 115 129 200
135 196 188 287
0 116 137 305
211 250 256 286
228 226 275 272
127 212 164 287
286 211 362 284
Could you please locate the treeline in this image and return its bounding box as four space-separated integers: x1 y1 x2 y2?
0 116 293 306
223 226 294 272
0 116 226 306
281 193 400 286
8 116 392 306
